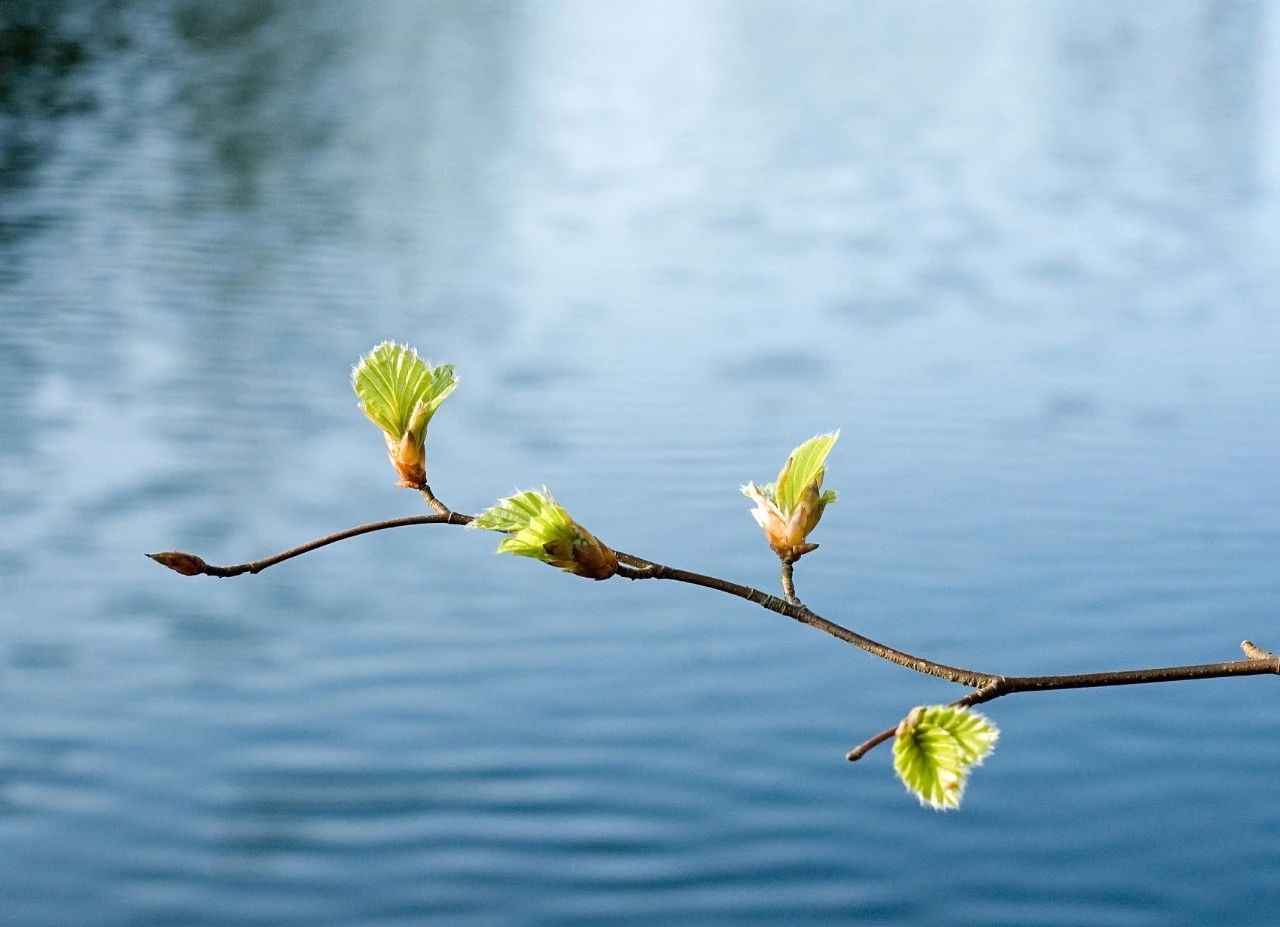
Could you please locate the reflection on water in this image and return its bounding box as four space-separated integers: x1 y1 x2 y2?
2 2 1279 924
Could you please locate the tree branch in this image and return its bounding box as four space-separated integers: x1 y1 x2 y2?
612 549 993 687
150 504 1278 763
846 652 1280 761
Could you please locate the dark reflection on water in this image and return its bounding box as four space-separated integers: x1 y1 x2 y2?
2 2 1279 924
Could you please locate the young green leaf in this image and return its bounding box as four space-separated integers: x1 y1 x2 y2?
470 489 618 580
773 431 839 515
351 342 458 440
470 489 549 535
352 342 458 487
893 705 999 811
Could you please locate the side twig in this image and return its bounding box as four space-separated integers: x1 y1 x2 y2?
780 557 799 604
419 484 454 517
147 514 465 577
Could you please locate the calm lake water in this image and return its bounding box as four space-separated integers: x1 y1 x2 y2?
2 1 1280 924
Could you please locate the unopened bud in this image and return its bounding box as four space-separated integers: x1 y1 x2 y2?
147 551 208 576
743 480 828 561
388 430 427 488
569 529 619 580
792 482 825 539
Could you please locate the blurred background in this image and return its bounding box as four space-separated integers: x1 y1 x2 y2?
2 1 1279 924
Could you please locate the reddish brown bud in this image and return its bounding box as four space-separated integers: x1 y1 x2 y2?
538 528 618 580
147 551 208 576
742 482 827 561
388 430 427 489
570 532 619 581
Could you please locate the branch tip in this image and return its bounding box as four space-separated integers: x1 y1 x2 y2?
846 724 897 762
147 551 208 577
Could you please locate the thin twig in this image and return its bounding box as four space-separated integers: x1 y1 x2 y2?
148 514 465 577
846 725 897 762
997 659 1280 692
846 686 1002 761
419 485 453 517
780 557 798 604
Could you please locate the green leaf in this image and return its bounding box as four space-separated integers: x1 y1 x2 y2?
470 488 618 579
893 705 999 811
471 488 576 555
943 705 1001 766
470 489 550 534
772 431 839 515
352 342 458 438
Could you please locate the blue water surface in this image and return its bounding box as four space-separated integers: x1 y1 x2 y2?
2 2 1279 924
